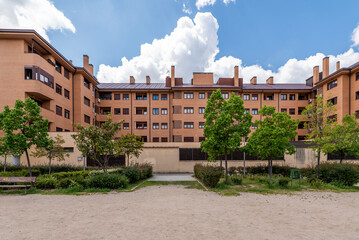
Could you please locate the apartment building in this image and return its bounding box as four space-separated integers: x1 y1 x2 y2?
1 29 359 143
0 29 98 132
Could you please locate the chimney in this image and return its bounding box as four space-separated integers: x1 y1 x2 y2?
69 60 72 64
336 61 340 71
313 66 319 85
234 66 239 87
323 57 329 78
250 76 257 85
83 55 89 68
88 64 94 75
130 76 135 84
146 76 150 84
266 76 273 85
171 66 175 87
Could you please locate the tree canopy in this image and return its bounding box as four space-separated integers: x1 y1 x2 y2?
201 89 252 182
119 133 144 166
0 98 51 177
245 105 299 179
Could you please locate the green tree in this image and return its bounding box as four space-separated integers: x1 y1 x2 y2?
0 98 51 177
72 116 123 174
0 139 11 172
245 106 299 179
322 114 359 164
302 94 336 178
201 89 252 183
118 133 144 166
31 135 70 174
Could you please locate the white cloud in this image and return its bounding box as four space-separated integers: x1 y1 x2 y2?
351 23 359 47
196 0 216 10
182 3 192 14
0 0 75 41
97 12 359 85
223 0 236 5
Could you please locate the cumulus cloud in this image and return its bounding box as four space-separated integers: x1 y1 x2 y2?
97 12 359 84
0 0 75 41
223 0 236 5
351 23 359 47
182 3 192 14
195 0 236 9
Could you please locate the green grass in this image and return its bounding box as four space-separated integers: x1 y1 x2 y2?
136 181 204 190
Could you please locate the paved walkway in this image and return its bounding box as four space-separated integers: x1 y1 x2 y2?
148 173 195 182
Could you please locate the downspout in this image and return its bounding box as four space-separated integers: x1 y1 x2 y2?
349 70 351 115
278 90 281 113
148 90 151 142
72 69 77 131
260 90 263 121
168 90 171 142
130 90 133 134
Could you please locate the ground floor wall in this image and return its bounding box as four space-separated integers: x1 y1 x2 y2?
0 133 353 172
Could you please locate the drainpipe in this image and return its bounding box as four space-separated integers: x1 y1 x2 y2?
130 90 133 134
72 69 77 131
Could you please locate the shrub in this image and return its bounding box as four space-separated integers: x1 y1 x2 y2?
194 164 203 179
51 171 90 180
245 165 291 177
89 168 123 176
123 166 141 183
137 163 153 179
35 176 57 189
87 174 129 189
310 179 324 189
319 163 359 186
278 177 290 187
231 176 243 185
229 167 237 176
59 178 74 188
196 165 222 188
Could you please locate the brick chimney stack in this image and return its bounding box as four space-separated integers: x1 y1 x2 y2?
234 66 239 87
313 66 319 85
171 66 175 87
130 76 135 84
146 76 150 84
323 57 329 78
266 76 273 85
336 61 340 71
250 76 257 85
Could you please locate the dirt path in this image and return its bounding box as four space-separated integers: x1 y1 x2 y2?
0 186 358 240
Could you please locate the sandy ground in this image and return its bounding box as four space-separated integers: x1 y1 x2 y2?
0 186 358 240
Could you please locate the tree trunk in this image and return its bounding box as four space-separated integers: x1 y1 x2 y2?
3 154 6 172
340 151 344 164
268 159 273 179
220 156 223 169
317 149 321 179
48 156 52 175
225 154 228 183
24 149 34 187
103 156 108 174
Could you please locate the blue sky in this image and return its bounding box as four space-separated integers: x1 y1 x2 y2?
2 0 359 83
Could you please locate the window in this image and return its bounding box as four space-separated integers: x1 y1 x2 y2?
56 105 62 116
184 107 194 114
199 107 205 114
199 137 205 142
327 79 337 90
161 94 167 100
222 93 229 99
153 108 159 115
298 94 308 100
56 84 62 95
161 108 168 115
84 115 90 124
153 123 159 129
327 97 337 105
84 78 90 89
289 108 296 115
264 94 274 101
356 72 359 81
328 114 337 122
252 124 258 129
101 108 111 115
298 136 306 141
184 137 194 142
184 122 194 128
244 108 250 114
114 94 121 100
141 136 148 142
161 123 168 129
136 93 147 100
99 92 112 100
252 109 258 115
356 111 359 119
55 61 62 73
64 89 70 99
356 91 359 100
153 137 159 142
243 94 250 100
64 68 70 79
25 68 32 79
64 130 70 132
152 94 159 100
84 97 90 106
184 92 194 99
289 94 296 100
56 127 63 132
136 122 147 129
207 92 212 98
252 94 258 101
123 123 130 130
298 107 305 115
161 137 168 142
123 94 129 100
114 108 121 115
199 122 204 129
136 108 147 115
281 94 287 100
123 108 129 115
199 92 205 99
281 108 287 113
64 109 70 119
298 122 305 129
